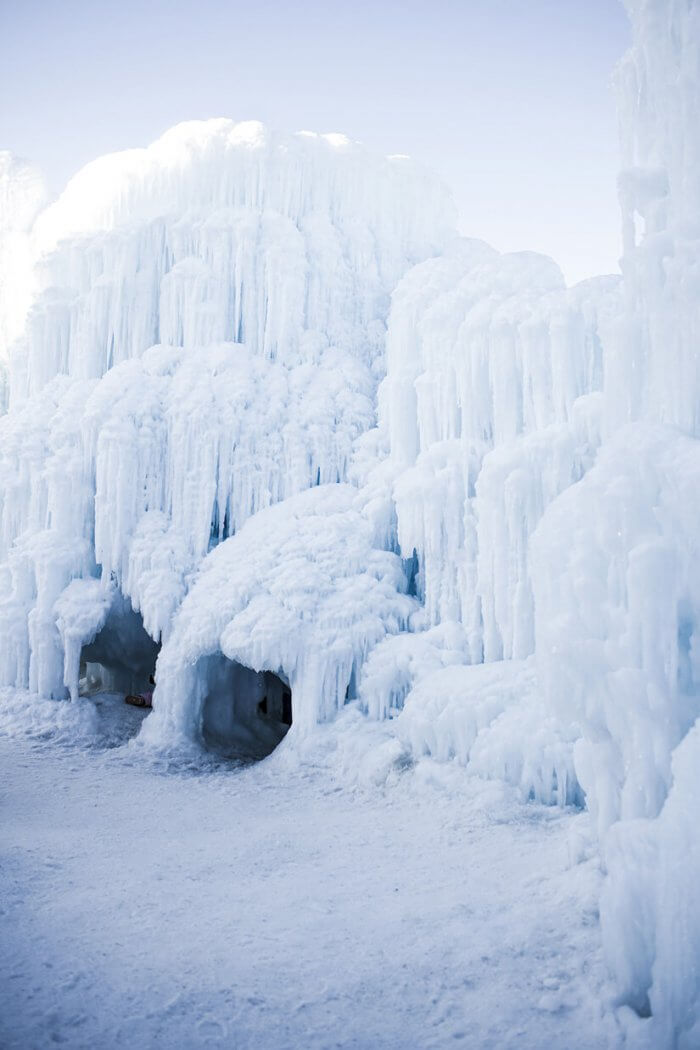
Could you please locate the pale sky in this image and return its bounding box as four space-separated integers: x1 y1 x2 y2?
0 0 630 284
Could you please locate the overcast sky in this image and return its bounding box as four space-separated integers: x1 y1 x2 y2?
0 0 630 284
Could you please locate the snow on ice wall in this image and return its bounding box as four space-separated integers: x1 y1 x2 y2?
0 120 455 709
385 653 581 807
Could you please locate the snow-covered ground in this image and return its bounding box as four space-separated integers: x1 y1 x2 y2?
0 695 637 1050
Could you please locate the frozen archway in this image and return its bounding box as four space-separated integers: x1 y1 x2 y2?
79 592 160 697
200 653 292 759
139 485 417 755
54 580 161 705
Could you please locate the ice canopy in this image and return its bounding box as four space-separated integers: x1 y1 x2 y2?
2 0 700 1039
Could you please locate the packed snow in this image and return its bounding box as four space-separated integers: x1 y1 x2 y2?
1 0 700 1045
1 715 628 1050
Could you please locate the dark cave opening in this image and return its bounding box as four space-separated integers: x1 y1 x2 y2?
200 654 292 759
79 593 160 697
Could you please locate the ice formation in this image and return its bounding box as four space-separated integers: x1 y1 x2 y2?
380 244 618 661
1 0 699 1040
141 484 415 750
0 120 454 715
576 1 700 1038
394 658 580 807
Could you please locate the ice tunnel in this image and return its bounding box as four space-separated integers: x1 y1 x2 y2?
78 592 160 698
199 654 292 759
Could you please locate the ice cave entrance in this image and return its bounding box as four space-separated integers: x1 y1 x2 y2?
79 594 160 698
201 655 292 760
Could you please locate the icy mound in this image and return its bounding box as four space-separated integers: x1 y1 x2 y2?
140 485 416 749
358 620 471 720
13 119 455 399
396 659 580 806
359 629 580 805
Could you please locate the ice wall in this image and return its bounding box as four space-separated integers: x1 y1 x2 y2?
611 0 700 435
533 424 700 836
601 722 700 1042
531 0 700 1038
0 120 455 706
353 240 616 812
379 240 620 664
